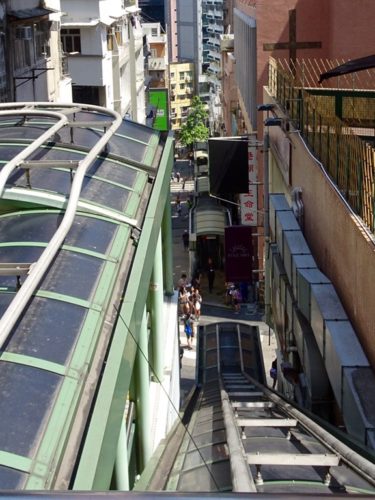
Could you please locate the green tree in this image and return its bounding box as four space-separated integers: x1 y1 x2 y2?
179 96 209 147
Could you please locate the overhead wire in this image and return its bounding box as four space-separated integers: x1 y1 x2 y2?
114 305 221 491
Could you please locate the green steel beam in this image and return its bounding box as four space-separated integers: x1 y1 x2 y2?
0 353 66 376
162 194 174 295
72 133 174 490
135 307 151 469
0 451 32 474
150 230 164 381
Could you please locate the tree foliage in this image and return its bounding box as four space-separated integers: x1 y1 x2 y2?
179 96 209 147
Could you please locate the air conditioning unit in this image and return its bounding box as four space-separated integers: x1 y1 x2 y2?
16 26 33 40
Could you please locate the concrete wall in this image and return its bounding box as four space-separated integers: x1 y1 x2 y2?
266 89 375 369
327 0 375 58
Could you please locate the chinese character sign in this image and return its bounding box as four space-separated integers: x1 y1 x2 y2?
240 192 257 226
240 143 258 225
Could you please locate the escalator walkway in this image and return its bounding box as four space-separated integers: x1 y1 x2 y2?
138 321 375 495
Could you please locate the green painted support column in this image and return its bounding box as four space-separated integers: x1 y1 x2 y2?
162 193 174 296
149 230 164 381
115 415 130 491
135 307 152 469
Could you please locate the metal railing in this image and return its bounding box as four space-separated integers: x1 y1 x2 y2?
268 57 375 233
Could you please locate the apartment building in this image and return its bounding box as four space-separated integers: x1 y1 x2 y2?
169 61 194 130
143 22 168 89
201 0 224 133
0 0 72 102
60 0 145 120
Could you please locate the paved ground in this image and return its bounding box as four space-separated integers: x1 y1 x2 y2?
170 178 277 406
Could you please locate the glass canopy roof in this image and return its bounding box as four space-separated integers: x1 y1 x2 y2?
0 103 165 488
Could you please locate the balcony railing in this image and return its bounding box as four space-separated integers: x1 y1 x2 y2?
148 57 166 70
269 57 375 233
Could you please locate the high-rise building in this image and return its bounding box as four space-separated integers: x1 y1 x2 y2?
139 0 166 28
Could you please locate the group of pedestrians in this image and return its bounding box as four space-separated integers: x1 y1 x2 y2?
177 273 203 350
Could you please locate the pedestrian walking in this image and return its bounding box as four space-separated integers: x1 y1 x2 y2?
270 359 277 389
177 273 187 289
184 314 194 349
191 269 201 289
207 259 215 293
193 289 202 321
182 230 189 250
176 194 181 216
176 171 181 182
232 285 242 313
182 177 186 190
179 286 190 316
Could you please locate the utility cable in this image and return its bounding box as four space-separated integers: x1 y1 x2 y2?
114 305 221 491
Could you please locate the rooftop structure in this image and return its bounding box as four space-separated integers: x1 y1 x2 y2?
0 102 177 489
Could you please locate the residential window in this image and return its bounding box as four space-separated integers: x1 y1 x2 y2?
179 72 184 79
170 72 174 78
61 29 81 53
151 27 158 36
14 26 34 70
35 20 50 59
179 83 185 89
107 29 113 51
114 24 123 45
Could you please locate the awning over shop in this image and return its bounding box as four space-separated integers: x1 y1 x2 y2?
8 7 57 21
195 197 227 236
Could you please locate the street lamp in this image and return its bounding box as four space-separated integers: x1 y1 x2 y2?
257 104 283 322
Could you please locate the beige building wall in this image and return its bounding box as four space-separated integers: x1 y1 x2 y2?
169 61 194 130
265 88 375 369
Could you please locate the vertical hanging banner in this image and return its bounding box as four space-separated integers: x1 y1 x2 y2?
224 226 253 282
240 142 258 225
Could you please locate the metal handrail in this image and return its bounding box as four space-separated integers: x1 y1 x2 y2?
0 103 123 349
0 109 69 196
219 379 257 492
243 372 375 487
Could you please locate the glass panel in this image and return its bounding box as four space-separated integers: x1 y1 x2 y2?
0 466 27 489
0 293 14 316
39 250 103 301
81 177 130 212
0 362 61 457
0 213 118 254
64 216 118 253
0 118 158 168
9 166 131 212
10 168 73 195
0 213 58 243
107 134 149 163
0 246 43 263
117 119 158 144
86 157 138 188
0 247 44 288
7 296 87 365
0 144 25 161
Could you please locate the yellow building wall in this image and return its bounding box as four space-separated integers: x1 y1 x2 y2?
169 62 195 130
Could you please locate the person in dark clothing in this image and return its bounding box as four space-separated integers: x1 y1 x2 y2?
207 262 215 293
182 230 189 250
270 359 277 389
